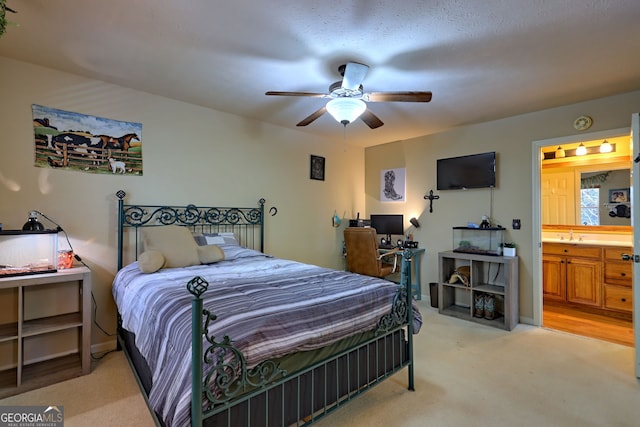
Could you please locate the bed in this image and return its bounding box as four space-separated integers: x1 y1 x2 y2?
113 190 422 426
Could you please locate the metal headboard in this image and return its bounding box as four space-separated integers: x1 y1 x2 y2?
116 190 266 270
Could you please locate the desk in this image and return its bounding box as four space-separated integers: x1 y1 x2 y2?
381 247 425 300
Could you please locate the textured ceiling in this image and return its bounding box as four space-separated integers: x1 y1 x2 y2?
1 0 640 148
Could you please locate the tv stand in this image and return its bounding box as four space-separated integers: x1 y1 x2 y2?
438 251 518 330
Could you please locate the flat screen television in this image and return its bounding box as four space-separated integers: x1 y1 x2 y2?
370 214 404 242
436 151 496 190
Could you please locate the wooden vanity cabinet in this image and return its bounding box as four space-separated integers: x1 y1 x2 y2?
542 254 566 301
543 243 634 314
542 243 602 307
603 247 633 313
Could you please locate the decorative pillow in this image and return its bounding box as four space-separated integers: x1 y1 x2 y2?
197 244 225 264
195 232 238 246
193 232 238 246
138 250 166 273
192 232 207 246
142 225 200 268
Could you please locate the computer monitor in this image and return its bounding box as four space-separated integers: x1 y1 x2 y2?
370 214 404 242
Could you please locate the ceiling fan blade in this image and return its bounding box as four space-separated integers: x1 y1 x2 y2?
296 106 327 127
341 62 369 91
365 91 432 102
265 91 329 98
359 110 384 129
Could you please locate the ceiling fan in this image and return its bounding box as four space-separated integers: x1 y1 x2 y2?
265 62 432 129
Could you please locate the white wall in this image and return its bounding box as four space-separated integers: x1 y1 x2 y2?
0 57 365 349
365 90 640 322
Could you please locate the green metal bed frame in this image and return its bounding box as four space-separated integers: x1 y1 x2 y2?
115 190 416 426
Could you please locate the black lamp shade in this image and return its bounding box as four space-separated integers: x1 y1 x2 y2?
22 211 44 231
410 217 420 228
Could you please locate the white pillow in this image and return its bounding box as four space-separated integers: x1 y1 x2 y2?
203 232 239 246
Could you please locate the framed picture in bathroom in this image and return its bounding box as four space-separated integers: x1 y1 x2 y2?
609 188 629 203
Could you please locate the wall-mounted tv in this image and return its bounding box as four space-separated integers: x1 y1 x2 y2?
436 151 496 190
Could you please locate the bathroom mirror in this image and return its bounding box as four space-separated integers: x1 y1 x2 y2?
542 166 631 227
580 168 630 226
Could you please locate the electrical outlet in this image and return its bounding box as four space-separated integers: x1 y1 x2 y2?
512 219 521 230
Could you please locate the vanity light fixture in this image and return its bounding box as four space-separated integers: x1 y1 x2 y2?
600 139 612 153
546 142 616 161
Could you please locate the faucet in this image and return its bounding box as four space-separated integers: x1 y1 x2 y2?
569 230 574 241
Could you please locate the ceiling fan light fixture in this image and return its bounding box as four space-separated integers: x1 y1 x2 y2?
326 98 366 125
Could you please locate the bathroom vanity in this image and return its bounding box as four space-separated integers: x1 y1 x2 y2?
542 226 633 316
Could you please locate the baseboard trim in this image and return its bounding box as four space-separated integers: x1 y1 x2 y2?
91 339 118 355
519 316 536 326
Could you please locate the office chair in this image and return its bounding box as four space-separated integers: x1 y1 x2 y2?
343 227 399 278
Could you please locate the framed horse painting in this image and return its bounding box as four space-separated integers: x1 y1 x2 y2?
31 104 143 176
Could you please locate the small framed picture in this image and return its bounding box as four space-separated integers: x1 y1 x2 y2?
380 167 406 202
310 155 325 181
609 188 629 203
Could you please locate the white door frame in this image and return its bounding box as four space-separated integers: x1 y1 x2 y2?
630 112 640 378
531 127 630 327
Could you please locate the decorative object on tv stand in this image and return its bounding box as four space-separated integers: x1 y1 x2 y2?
502 243 517 257
423 189 440 213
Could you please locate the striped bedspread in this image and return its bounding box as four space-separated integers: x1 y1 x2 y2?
113 245 422 426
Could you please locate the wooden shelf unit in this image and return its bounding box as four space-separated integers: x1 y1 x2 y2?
438 251 519 331
0 267 91 398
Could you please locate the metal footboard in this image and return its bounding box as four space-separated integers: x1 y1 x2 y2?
188 250 417 426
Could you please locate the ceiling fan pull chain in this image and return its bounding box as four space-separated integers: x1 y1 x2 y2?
343 122 347 152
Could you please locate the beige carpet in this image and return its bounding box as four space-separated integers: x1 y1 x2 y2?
2 300 638 426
